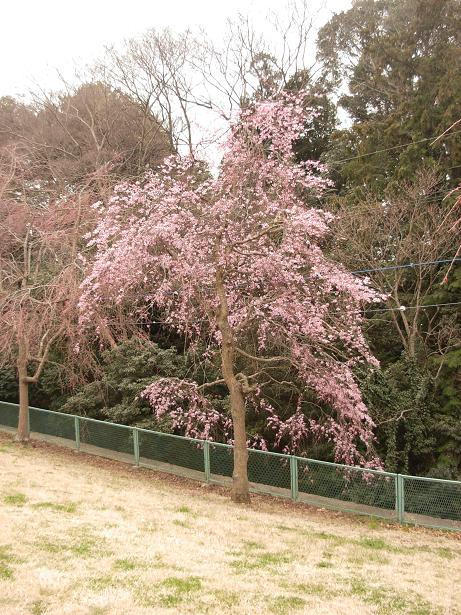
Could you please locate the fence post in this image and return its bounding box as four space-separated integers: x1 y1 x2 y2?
74 416 80 452
290 456 298 501
133 427 140 466
204 440 211 483
396 474 405 523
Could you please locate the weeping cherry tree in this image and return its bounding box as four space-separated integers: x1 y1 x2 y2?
80 92 382 502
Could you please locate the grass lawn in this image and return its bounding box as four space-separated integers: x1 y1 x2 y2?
0 431 460 615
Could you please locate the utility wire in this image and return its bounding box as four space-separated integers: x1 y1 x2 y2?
351 258 461 275
144 259 461 320
353 259 461 314
328 129 461 165
323 186 458 214
146 301 461 322
365 301 461 313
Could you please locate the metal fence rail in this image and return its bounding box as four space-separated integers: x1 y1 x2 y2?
0 401 460 531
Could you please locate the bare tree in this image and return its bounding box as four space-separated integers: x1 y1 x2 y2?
95 1 324 160
0 148 98 440
99 29 212 157
332 168 461 363
191 0 322 116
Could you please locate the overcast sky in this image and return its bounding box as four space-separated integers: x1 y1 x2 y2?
1 0 351 98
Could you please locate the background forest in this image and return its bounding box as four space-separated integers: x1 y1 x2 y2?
1 0 460 479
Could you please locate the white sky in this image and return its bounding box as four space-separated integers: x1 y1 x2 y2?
1 0 351 98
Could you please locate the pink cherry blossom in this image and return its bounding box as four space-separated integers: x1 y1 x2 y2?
80 91 383 492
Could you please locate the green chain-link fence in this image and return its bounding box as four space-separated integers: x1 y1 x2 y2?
1 401 460 530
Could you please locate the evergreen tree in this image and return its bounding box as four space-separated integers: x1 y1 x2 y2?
318 0 461 193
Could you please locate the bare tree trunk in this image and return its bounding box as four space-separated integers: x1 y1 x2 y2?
216 268 250 503
16 342 30 442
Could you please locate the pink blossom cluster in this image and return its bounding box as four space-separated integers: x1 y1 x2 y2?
80 91 383 467
141 379 227 441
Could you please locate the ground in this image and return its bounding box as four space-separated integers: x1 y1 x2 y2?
0 432 460 615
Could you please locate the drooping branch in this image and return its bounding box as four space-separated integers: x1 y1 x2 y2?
235 348 291 364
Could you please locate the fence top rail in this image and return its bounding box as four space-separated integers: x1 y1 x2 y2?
27 406 132 430
209 441 232 450
296 456 398 478
137 427 202 444
247 446 288 459
1 400 460 487
1 402 47 413
77 415 132 430
400 473 461 486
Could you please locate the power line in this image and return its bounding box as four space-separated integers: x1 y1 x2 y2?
329 129 461 165
139 258 461 319
147 302 461 321
326 186 458 212
351 257 461 275
365 301 461 313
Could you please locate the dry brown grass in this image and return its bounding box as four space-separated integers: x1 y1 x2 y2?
0 431 460 615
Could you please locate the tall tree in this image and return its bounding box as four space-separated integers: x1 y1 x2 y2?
80 93 381 503
318 0 461 193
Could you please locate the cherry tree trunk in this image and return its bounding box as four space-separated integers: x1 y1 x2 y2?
16 355 30 442
216 270 250 503
227 376 250 503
